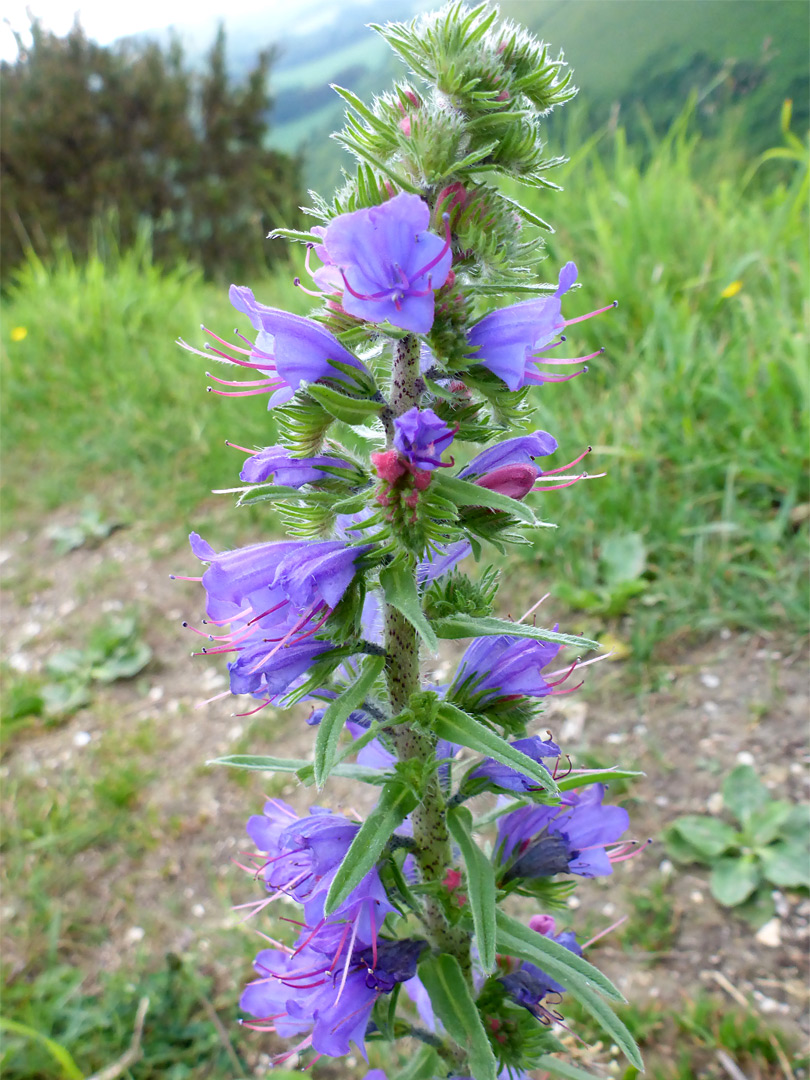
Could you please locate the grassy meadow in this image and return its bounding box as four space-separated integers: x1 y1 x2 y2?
0 111 808 1078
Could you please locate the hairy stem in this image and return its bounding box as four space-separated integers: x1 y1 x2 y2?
383 332 471 974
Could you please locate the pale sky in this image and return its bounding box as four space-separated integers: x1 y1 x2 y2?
0 0 348 61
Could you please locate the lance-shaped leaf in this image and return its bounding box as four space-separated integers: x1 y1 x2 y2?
446 805 497 972
433 614 599 652
434 702 558 796
207 754 389 785
494 910 623 1002
494 912 643 1070
417 954 497 1080
315 654 386 787
306 382 384 425
325 777 418 914
557 767 644 791
380 561 438 653
534 1057 607 1080
432 472 538 525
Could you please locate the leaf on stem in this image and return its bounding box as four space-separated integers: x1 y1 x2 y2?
313 654 386 787
418 954 497 1080
380 561 439 653
432 614 599 652
446 805 497 972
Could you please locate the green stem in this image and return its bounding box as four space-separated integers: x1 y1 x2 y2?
383 333 471 973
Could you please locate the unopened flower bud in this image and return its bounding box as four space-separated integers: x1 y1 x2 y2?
474 463 539 500
371 450 407 483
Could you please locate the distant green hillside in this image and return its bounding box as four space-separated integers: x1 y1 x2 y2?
261 0 808 193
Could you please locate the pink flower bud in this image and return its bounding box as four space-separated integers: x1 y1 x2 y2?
412 468 432 491
529 913 556 935
474 463 539 501
399 116 412 137
371 449 407 483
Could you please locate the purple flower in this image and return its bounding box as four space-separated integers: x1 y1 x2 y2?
229 285 370 406
312 193 453 333
393 407 456 471
272 540 371 611
241 926 425 1060
416 539 471 583
496 784 630 880
240 446 353 487
500 917 582 1018
458 431 558 478
227 637 333 700
466 262 612 391
470 735 561 793
451 634 562 703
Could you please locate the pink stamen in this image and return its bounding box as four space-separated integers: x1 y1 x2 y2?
303 1052 323 1071
334 917 360 1006
530 348 604 366
545 660 578 688
326 921 353 971
546 652 611 679
518 594 550 623
549 680 584 696
207 384 282 398
195 689 231 709
234 697 273 717
542 446 592 476
294 277 327 299
169 575 202 582
563 300 618 327
201 606 253 626
533 471 606 493
206 371 277 387
525 366 588 385
339 269 399 303
412 212 452 281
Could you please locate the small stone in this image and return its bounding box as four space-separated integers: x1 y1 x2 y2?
567 896 581 910
772 891 790 918
720 628 732 640
606 732 625 745
706 792 724 815
690 890 704 904
736 750 755 766
659 859 674 877
755 917 781 948
125 926 145 944
704 701 719 716
227 724 243 741
633 723 648 736
700 672 720 689
601 902 616 917
654 795 669 808
789 762 804 777
7 652 31 673
73 731 92 748
558 701 588 744
192 903 205 917
147 685 164 702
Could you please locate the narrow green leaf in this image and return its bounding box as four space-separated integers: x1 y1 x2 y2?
305 383 383 425
392 1043 442 1080
434 702 558 796
380 562 438 653
314 655 386 787
557 768 644 791
535 1057 609 1080
432 614 599 652
324 779 418 914
207 753 389 784
418 954 497 1080
494 913 642 1071
0 1017 83 1080
331 83 389 131
433 472 537 525
494 910 624 1003
267 227 322 245
447 805 497 972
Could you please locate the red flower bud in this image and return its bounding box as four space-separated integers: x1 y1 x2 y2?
371 449 407 483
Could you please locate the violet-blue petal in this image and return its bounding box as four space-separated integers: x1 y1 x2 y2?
458 431 558 478
240 446 352 487
393 406 456 471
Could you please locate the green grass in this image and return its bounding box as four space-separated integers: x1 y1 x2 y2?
504 110 808 654
2 116 807 653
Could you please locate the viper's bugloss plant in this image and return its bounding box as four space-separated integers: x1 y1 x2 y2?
178 4 647 1076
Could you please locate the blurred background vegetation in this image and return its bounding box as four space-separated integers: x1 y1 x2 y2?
0 1 808 1077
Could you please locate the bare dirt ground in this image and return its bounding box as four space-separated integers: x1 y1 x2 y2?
2 513 808 1074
